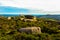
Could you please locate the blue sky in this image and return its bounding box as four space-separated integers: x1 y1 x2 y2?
0 0 60 15
0 6 29 13
0 6 47 15
0 6 31 15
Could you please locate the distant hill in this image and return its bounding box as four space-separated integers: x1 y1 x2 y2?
34 15 60 20
0 14 60 20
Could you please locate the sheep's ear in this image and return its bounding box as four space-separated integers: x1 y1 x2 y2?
17 29 19 31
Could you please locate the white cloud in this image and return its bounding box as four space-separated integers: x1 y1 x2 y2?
0 0 60 14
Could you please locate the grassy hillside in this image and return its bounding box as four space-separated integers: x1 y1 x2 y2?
0 15 60 40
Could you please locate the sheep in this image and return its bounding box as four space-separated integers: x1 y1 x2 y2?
18 27 41 34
